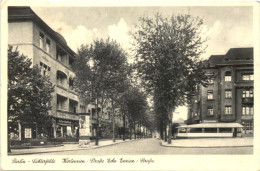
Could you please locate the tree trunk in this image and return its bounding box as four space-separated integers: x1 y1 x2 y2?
167 107 173 144
164 125 167 142
138 123 141 139
123 110 126 141
129 120 132 140
112 99 116 142
160 121 163 140
167 121 172 144
134 122 136 139
95 100 99 145
8 135 11 153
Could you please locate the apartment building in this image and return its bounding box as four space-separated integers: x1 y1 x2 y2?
186 48 254 134
8 7 89 139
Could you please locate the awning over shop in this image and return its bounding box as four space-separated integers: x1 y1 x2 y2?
177 123 243 128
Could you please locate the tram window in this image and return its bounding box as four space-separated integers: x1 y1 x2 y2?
219 128 232 133
190 128 202 133
204 128 217 133
179 129 186 133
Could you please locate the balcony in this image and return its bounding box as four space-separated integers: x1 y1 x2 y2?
241 115 253 120
56 85 79 102
56 110 79 121
57 70 68 89
242 97 253 104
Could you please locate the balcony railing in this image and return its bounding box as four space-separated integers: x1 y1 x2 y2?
242 97 253 103
57 84 67 91
56 110 79 121
241 115 253 120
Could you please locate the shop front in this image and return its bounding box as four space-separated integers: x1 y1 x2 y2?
55 119 79 138
8 121 37 140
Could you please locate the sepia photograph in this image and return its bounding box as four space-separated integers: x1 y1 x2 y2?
1 1 259 170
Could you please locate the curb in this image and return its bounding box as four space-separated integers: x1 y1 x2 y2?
160 142 253 148
10 144 64 149
8 139 139 155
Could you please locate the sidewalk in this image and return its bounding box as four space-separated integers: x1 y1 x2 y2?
8 139 137 155
161 137 253 148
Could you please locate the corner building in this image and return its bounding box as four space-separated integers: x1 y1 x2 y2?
187 48 254 134
8 7 87 139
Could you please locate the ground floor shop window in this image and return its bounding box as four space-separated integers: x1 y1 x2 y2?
24 128 32 138
66 126 72 136
8 122 19 140
242 121 253 134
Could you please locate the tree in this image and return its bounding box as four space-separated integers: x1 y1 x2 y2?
8 45 54 136
73 38 130 144
120 86 149 139
132 14 209 144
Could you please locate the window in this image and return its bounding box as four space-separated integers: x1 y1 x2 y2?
57 53 62 62
40 62 50 76
242 88 253 98
206 73 214 84
242 73 254 81
225 90 232 98
69 78 74 90
242 105 253 115
40 33 44 49
46 38 51 53
225 106 232 115
24 128 32 138
207 90 213 99
207 107 214 115
225 71 231 82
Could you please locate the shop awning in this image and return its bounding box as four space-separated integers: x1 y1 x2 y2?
177 123 244 128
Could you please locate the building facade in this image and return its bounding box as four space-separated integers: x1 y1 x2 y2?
8 7 89 140
186 48 254 134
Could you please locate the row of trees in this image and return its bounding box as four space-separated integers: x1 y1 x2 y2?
72 39 152 145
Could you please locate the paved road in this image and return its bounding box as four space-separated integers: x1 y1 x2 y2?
36 138 252 155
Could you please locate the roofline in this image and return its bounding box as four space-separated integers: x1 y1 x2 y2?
8 6 77 57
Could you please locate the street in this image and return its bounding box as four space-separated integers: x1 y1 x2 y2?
34 138 252 155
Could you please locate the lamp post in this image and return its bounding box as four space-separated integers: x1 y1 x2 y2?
78 113 91 147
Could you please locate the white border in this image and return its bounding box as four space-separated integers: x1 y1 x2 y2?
1 1 260 170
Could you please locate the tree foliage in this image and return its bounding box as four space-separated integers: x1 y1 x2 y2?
132 13 209 143
73 38 130 106
119 86 150 138
73 38 131 143
8 45 54 134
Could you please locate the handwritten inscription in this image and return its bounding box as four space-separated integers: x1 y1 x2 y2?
140 158 155 164
12 158 26 164
11 157 155 165
62 158 85 163
32 158 55 165
90 158 104 164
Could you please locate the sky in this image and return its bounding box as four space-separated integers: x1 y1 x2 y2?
31 6 253 121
